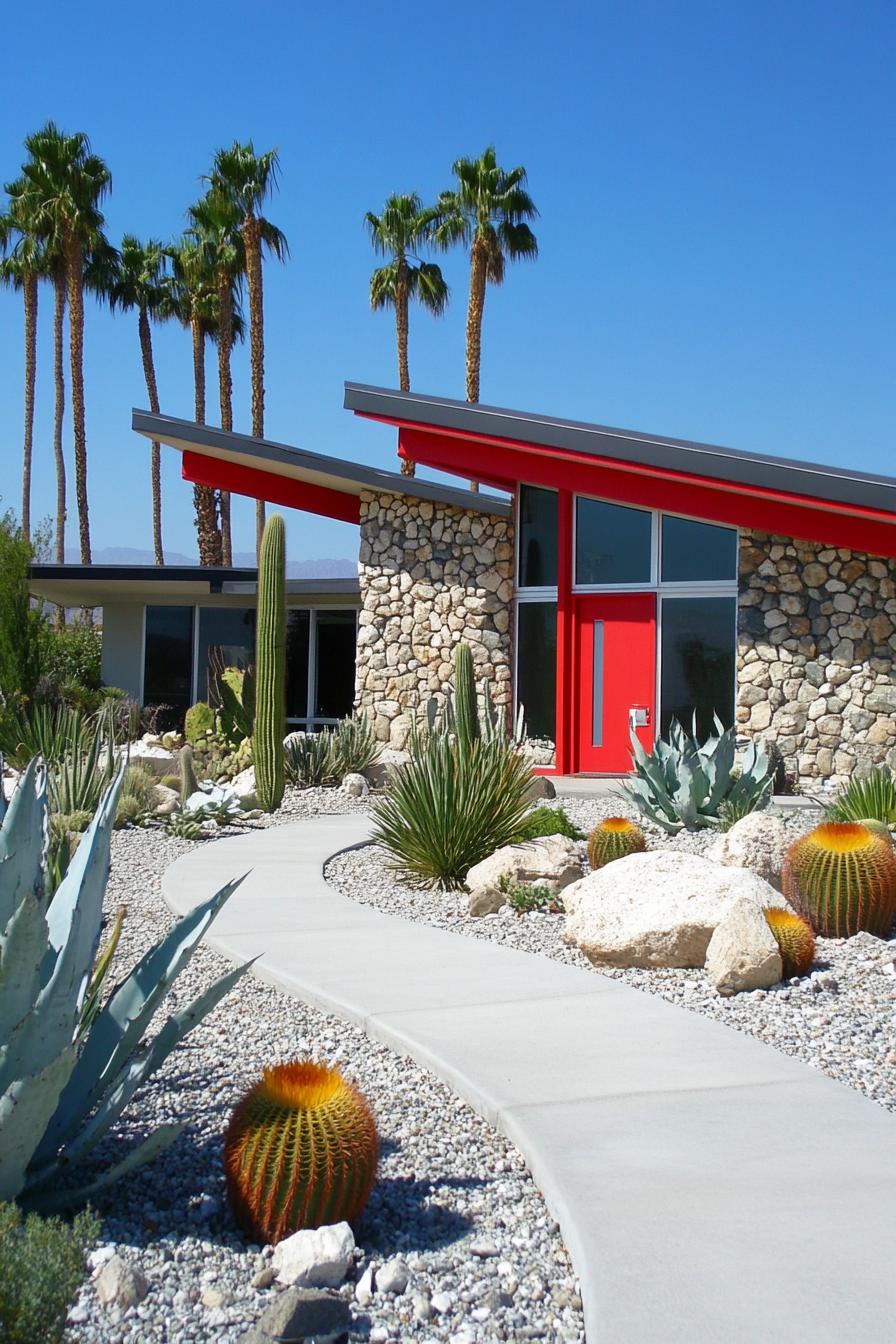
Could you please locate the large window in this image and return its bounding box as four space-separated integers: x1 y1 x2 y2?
285 610 310 721
516 602 557 742
143 606 194 712
314 611 357 720
518 485 558 588
661 516 738 583
575 498 653 587
660 596 736 739
196 607 255 703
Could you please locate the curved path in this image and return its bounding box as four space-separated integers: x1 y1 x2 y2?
164 817 895 1344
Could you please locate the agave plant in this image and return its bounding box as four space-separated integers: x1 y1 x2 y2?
284 731 336 788
0 760 252 1209
331 715 380 779
622 716 774 834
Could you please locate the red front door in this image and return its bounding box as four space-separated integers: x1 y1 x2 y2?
575 593 656 773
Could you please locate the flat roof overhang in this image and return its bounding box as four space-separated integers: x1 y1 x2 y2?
29 565 360 607
132 411 511 521
344 383 896 558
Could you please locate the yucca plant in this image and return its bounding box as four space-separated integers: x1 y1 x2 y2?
0 702 93 770
587 817 646 869
284 731 335 788
622 716 774 834
0 759 252 1209
764 909 815 977
331 715 380 779
827 765 896 826
224 1061 378 1243
782 821 896 939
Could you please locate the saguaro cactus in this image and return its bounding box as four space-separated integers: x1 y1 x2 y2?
453 641 480 751
254 513 286 811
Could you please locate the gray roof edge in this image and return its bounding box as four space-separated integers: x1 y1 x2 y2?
343 383 896 517
132 410 511 519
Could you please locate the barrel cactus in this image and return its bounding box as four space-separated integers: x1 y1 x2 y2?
764 909 816 977
587 817 646 869
254 514 286 812
782 821 896 938
224 1061 378 1243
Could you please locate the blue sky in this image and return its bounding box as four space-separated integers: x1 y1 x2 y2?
1 0 893 565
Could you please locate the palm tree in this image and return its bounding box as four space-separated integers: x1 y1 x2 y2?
187 189 245 563
435 146 538 406
20 122 111 565
365 194 448 475
0 182 48 542
207 142 288 554
107 236 171 565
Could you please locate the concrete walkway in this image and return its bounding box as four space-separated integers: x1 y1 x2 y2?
164 817 896 1344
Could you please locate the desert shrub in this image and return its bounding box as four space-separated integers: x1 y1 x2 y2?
515 805 582 841
331 715 380 778
498 874 559 913
284 731 336 787
0 1202 99 1344
184 701 216 745
120 764 159 811
39 624 102 692
827 765 896 826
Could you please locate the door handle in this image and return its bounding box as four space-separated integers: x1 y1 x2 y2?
629 706 650 730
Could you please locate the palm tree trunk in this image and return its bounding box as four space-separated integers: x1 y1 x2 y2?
244 216 266 557
216 272 233 566
65 234 91 566
138 306 164 566
464 239 487 490
52 267 67 630
395 266 415 477
21 272 38 542
190 311 222 566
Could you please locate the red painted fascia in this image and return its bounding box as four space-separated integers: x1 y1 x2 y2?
181 451 361 525
393 425 896 557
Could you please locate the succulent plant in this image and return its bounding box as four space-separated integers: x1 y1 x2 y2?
587 817 646 869
782 821 896 939
331 715 380 779
254 515 286 812
452 643 480 752
0 759 251 1208
284 731 335 788
622 716 774 834
764 909 816 977
179 744 200 805
184 702 215 746
827 765 896 826
224 1061 378 1243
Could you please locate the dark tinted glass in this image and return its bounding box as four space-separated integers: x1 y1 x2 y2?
314 611 357 719
575 498 652 586
518 485 558 587
661 516 737 582
286 610 310 720
196 607 255 703
660 597 735 740
143 606 194 710
516 602 557 742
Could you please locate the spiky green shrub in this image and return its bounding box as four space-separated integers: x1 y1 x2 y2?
254 515 286 812
114 765 159 827
0 702 92 770
498 875 558 913
0 760 251 1209
0 1201 99 1344
184 701 215 746
782 821 896 938
764 909 815 977
622 716 774 834
165 809 204 840
284 731 335 788
515 806 583 842
331 715 380 779
827 766 896 825
224 1061 378 1244
587 817 646 869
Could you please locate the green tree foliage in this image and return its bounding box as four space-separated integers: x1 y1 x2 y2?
0 1202 99 1344
0 511 45 703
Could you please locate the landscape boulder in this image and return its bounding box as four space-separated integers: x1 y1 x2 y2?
525 774 557 802
94 1255 149 1310
466 835 586 917
704 896 783 995
563 849 791 968
242 1287 350 1343
271 1221 355 1288
230 765 258 808
341 772 370 798
707 811 790 889
364 748 411 789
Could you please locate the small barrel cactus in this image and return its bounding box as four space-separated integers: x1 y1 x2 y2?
764 909 816 977
224 1061 379 1244
587 817 646 870
782 821 896 938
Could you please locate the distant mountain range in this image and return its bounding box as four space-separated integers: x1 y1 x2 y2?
63 547 356 579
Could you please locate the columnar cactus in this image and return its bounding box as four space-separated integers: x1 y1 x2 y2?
764 909 816 977
224 1061 379 1243
587 817 646 869
254 513 286 811
453 642 479 751
782 821 896 938
179 744 199 806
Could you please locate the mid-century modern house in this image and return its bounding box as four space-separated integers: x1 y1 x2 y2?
30 385 896 783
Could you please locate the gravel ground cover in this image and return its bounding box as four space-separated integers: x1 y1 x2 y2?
66 786 585 1344
326 795 896 1116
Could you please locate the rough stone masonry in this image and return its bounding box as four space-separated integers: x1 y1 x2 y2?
738 529 896 785
355 490 514 748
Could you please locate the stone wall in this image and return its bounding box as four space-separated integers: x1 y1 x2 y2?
737 530 896 784
355 490 514 748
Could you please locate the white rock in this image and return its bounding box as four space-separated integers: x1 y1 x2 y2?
431 1290 455 1314
354 1264 375 1306
230 765 258 807
154 784 179 816
376 1256 410 1295
705 896 783 996
94 1254 149 1309
466 835 586 917
707 811 790 889
563 850 790 968
341 772 370 798
88 1245 116 1274
271 1221 355 1288
364 748 411 788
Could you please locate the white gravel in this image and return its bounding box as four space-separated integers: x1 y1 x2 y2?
325 795 896 1117
66 786 585 1344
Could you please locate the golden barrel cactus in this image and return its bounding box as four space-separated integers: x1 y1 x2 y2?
781 822 896 939
764 909 816 977
224 1061 378 1244
588 817 646 870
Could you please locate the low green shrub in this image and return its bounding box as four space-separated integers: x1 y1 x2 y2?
284 731 336 787
0 1202 99 1344
39 623 102 692
515 805 583 841
827 765 896 825
498 874 559 914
